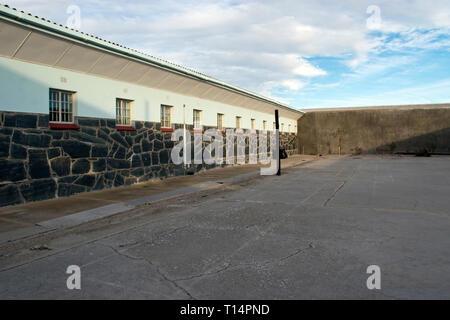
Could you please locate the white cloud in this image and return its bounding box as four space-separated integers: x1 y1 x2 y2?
3 0 450 103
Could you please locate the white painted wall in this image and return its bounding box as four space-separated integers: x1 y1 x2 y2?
0 57 299 133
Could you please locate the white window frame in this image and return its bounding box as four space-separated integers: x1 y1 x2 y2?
251 118 255 130
217 113 224 130
193 109 202 129
116 98 133 126
161 105 172 128
49 89 75 123
263 120 267 131
236 116 242 129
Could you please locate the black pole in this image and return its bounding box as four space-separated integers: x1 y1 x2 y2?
275 110 280 176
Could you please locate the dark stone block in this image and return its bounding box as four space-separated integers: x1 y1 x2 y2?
4 114 37 128
47 131 63 140
135 134 144 144
114 174 124 186
20 179 56 202
174 168 186 176
72 159 90 174
58 176 77 183
106 119 115 128
12 130 51 148
141 153 151 166
70 131 104 144
144 122 153 129
154 140 163 151
159 167 167 177
133 145 142 154
155 123 161 130
51 157 71 177
108 143 118 157
125 177 137 185
131 168 144 177
93 158 106 172
0 128 13 135
125 136 134 146
148 132 155 140
142 140 153 152
159 150 169 164
0 141 9 158
135 121 143 130
156 133 163 141
126 151 133 159
151 165 161 173
131 155 142 168
93 176 105 190
107 158 130 169
47 147 61 159
97 130 111 143
0 184 22 207
104 171 115 180
111 132 129 147
28 149 50 179
101 127 111 134
58 184 86 197
81 127 97 136
164 140 174 148
151 152 159 165
38 115 49 128
74 174 96 187
121 170 130 177
114 146 126 159
77 118 100 126
10 143 27 159
92 145 108 157
52 140 91 158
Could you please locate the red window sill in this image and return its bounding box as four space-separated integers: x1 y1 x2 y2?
217 130 225 135
116 125 136 131
49 122 80 130
161 127 174 132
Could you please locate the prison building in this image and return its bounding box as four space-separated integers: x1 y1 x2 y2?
0 5 303 207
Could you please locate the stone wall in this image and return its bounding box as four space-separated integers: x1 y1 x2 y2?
0 111 298 207
297 107 450 155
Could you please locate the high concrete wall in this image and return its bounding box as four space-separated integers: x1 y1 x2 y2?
297 107 450 155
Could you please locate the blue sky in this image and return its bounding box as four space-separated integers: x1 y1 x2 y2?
4 0 450 109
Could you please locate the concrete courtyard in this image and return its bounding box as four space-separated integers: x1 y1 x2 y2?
0 155 449 299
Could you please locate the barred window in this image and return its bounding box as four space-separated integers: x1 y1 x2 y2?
116 98 132 125
161 105 172 128
193 109 202 129
251 119 255 130
236 116 241 129
49 89 74 123
217 113 224 130
263 120 267 130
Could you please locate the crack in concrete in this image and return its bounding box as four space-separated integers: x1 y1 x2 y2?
173 243 315 282
99 243 197 300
